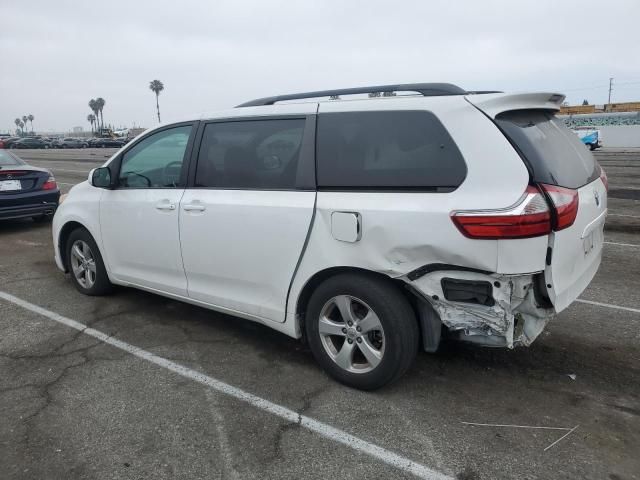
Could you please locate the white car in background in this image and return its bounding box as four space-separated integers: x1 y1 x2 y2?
52 83 608 389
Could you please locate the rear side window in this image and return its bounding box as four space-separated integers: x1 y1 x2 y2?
316 111 466 190
195 119 305 190
496 110 598 189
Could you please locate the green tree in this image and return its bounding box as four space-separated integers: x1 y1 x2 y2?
27 114 34 133
95 98 105 130
149 80 164 123
87 114 96 133
582 99 589 105
14 118 22 136
89 99 100 133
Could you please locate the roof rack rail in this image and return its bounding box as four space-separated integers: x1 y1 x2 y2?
236 83 467 107
466 90 503 95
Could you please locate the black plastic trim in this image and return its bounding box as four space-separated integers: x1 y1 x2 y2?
406 263 492 282
441 278 495 307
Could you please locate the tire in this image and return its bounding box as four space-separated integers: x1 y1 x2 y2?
305 273 419 390
65 228 113 296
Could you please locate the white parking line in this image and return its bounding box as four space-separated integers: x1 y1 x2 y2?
58 182 77 186
604 241 640 248
0 290 451 480
575 299 640 314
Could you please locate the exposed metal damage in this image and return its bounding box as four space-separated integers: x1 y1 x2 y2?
405 270 555 349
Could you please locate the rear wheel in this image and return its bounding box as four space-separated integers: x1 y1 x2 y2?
66 228 113 296
305 273 419 390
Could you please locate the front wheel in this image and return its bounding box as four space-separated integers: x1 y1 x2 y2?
66 228 113 296
305 273 419 390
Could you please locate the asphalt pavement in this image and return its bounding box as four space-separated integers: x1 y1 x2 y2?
0 148 638 480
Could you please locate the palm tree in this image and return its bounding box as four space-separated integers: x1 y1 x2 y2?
149 80 164 123
95 98 105 131
22 116 28 132
27 114 34 133
89 99 99 133
87 114 96 133
19 120 25 135
14 118 22 136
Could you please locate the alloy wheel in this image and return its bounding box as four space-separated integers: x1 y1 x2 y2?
70 239 97 289
318 295 385 374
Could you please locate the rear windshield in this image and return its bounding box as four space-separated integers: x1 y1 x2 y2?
0 151 24 166
496 110 599 189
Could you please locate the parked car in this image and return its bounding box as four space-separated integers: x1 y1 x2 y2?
1 137 22 149
52 83 608 389
573 128 603 151
10 137 51 149
59 138 88 149
47 138 64 148
0 149 60 221
92 137 123 148
0 137 18 149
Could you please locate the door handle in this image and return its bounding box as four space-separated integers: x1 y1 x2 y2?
155 201 176 211
183 203 206 212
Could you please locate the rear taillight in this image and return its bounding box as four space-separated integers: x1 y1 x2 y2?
451 186 552 239
539 184 579 231
599 167 608 191
42 175 57 190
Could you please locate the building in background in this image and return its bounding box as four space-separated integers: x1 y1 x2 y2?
559 101 640 115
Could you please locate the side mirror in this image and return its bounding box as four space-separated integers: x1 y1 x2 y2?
89 167 112 189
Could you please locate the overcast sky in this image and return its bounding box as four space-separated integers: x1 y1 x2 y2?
1 0 639 132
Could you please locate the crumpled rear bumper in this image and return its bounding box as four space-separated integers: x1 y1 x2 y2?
405 269 555 348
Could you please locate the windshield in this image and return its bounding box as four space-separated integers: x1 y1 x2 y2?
496 110 599 189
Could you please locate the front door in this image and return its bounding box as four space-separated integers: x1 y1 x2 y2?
100 123 195 296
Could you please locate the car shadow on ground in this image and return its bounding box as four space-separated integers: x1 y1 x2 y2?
0 217 52 234
74 284 637 398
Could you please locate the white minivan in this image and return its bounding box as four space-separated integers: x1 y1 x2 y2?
53 83 608 389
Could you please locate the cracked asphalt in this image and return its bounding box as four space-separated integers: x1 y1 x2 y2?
0 148 639 480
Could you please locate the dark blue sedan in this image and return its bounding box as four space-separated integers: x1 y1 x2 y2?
0 150 60 221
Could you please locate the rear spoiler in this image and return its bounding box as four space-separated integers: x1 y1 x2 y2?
465 92 565 118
